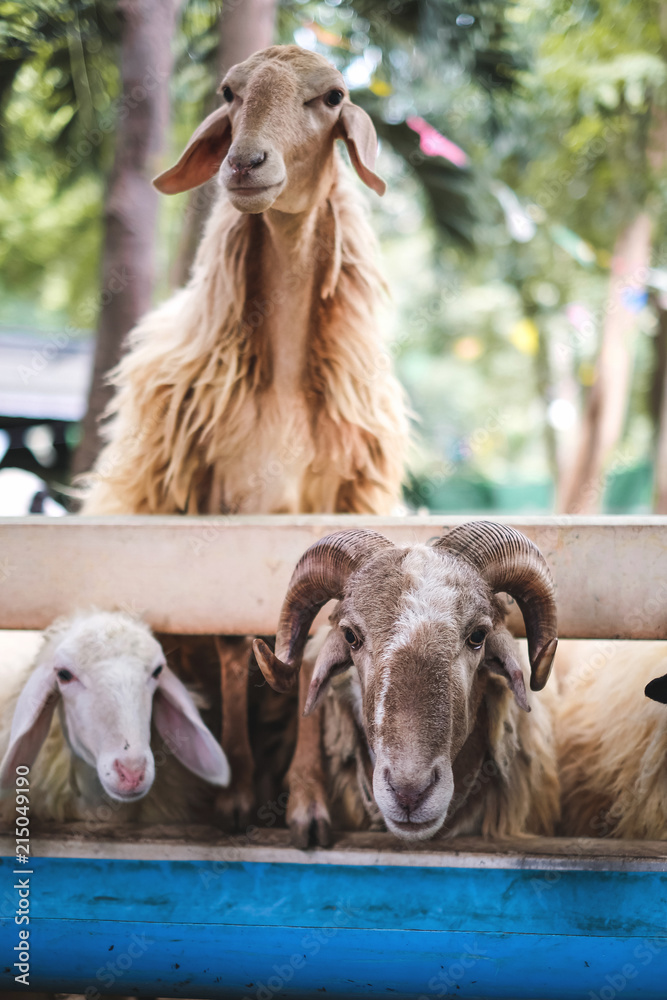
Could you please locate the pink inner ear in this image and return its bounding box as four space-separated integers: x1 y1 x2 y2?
504 664 530 713
338 105 386 197
304 629 352 716
0 665 59 789
483 634 531 713
153 106 232 194
152 670 230 786
0 703 56 788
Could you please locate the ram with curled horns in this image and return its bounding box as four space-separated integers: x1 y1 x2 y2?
255 521 560 840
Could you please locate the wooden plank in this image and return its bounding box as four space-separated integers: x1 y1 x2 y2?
3 826 666 871
8 922 667 1000
1 515 666 637
1 853 666 997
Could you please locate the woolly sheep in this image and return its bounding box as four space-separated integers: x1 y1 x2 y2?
81 44 410 841
558 640 667 839
255 521 560 841
0 611 229 825
82 44 407 519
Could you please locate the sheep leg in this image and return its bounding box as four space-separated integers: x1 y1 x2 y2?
214 635 256 830
286 652 331 849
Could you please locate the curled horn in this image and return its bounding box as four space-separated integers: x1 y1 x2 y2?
433 521 558 691
254 529 393 693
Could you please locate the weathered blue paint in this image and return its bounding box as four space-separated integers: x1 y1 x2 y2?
1 856 666 998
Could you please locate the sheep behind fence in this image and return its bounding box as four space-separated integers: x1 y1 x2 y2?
0 611 229 826
255 521 561 840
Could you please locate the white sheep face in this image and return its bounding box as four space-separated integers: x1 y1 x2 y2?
0 612 230 802
52 614 165 801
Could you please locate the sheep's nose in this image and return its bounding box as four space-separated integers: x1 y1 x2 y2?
386 768 439 813
228 150 267 175
113 759 146 792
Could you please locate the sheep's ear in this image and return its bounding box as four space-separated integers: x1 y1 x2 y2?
304 628 352 716
153 105 231 194
337 104 386 196
483 628 530 713
645 673 667 704
153 665 230 786
0 662 59 790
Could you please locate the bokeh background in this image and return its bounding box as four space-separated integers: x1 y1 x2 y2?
1 0 666 515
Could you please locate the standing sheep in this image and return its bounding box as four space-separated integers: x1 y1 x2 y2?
558 641 667 839
0 611 229 825
81 45 410 842
255 521 560 840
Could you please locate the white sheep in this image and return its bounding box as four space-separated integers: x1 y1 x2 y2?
0 611 229 825
81 44 410 842
255 521 560 841
557 640 667 839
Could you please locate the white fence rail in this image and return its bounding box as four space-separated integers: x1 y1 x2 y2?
1 515 666 638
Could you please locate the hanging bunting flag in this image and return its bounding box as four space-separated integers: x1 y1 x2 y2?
566 302 593 333
406 116 469 168
549 225 596 267
490 182 536 243
620 287 648 313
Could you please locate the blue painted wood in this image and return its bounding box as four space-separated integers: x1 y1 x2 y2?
1 856 666 998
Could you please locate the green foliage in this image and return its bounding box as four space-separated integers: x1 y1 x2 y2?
0 0 120 325
277 0 527 247
171 0 223 130
0 1 120 173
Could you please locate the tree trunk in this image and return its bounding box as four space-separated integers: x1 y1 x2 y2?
557 212 652 514
649 104 667 512
74 0 180 476
170 0 277 288
218 0 278 75
653 303 667 511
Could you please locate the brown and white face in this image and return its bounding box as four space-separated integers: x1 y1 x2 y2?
306 548 524 840
153 45 385 213
254 522 559 842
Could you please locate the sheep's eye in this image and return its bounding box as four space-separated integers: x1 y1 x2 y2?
326 89 344 107
343 627 362 650
57 668 74 683
152 664 163 679
221 86 234 103
467 629 487 650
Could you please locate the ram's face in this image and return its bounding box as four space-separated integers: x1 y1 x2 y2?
329 547 498 840
257 525 555 843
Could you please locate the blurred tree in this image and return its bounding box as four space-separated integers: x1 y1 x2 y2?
512 0 667 512
558 213 653 512
0 1 120 322
219 0 277 72
74 0 181 474
654 297 667 511
4 0 667 512
277 0 521 247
